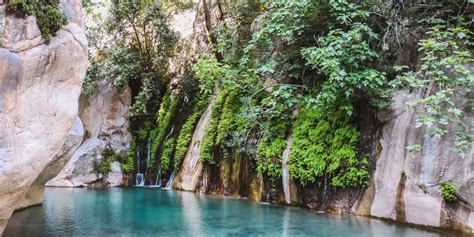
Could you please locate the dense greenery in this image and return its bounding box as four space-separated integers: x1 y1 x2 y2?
191 0 380 187
440 182 457 202
85 1 177 117
7 0 67 42
160 138 176 173
289 107 367 187
256 120 288 182
83 0 472 190
121 138 136 174
149 93 179 168
191 0 472 189
200 90 228 164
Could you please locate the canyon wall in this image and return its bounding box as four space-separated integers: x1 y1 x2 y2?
171 90 473 234
46 80 131 187
355 90 474 234
0 0 88 232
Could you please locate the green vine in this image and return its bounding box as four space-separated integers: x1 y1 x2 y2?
216 90 240 146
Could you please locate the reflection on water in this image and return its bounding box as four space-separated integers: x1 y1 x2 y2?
4 188 462 236
182 191 203 236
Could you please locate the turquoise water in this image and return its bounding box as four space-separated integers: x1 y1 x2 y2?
4 188 459 236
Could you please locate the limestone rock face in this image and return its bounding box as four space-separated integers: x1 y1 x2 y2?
356 90 474 234
0 1 88 232
173 97 214 191
47 80 131 187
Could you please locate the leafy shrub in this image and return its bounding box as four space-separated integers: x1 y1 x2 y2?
440 182 457 202
7 0 67 42
6 0 35 17
400 21 473 157
97 152 121 175
34 3 67 42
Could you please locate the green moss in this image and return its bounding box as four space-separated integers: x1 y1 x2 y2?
440 182 457 202
289 106 368 188
173 93 210 171
149 93 179 169
121 138 136 174
7 0 67 42
256 120 288 182
161 138 176 173
200 90 229 164
216 90 239 146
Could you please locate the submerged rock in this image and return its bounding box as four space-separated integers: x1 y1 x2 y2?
0 0 88 232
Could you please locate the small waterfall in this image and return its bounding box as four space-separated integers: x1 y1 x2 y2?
135 149 145 186
282 135 293 205
154 164 162 187
165 170 177 189
143 137 151 185
136 149 141 170
266 190 272 203
319 171 329 213
135 173 145 186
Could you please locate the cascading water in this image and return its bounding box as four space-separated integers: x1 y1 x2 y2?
319 171 329 213
154 164 162 187
143 136 151 184
135 149 145 186
282 135 293 205
165 170 177 189
135 173 145 186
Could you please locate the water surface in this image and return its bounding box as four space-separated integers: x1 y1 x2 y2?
4 188 461 236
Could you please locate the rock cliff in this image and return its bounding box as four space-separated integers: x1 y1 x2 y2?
355 90 474 233
46 80 131 187
0 0 87 232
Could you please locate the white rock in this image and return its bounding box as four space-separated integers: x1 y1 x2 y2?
0 1 87 232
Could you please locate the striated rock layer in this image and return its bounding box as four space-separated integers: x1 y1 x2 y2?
355 90 474 234
0 1 88 232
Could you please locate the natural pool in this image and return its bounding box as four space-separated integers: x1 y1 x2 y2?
4 188 461 236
